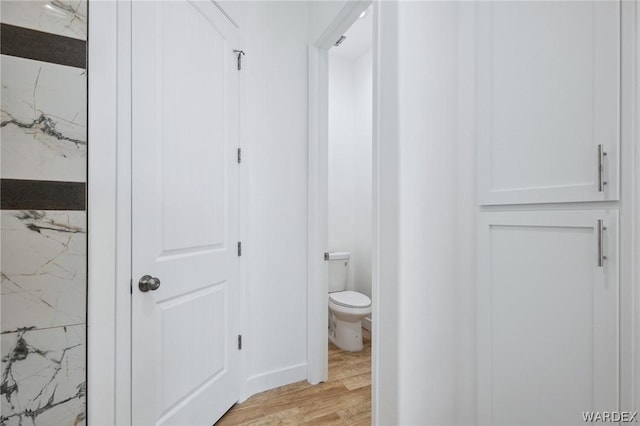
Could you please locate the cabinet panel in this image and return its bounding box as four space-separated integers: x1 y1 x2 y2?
478 210 618 425
477 2 620 205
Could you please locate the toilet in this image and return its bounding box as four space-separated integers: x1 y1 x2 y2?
327 252 371 352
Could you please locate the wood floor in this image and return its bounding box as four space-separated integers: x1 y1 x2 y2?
216 331 371 425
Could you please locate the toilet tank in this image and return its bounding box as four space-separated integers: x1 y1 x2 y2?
327 252 350 292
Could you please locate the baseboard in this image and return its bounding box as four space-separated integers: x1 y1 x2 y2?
243 362 307 402
362 316 372 331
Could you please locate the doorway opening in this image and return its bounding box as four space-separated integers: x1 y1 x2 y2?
326 2 373 414
306 0 377 422
327 4 373 337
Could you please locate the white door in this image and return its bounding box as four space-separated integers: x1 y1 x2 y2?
477 1 620 205
477 210 619 425
131 2 241 425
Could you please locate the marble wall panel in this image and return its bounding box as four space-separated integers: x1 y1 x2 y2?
1 55 86 182
0 325 86 426
1 1 88 424
0 1 87 40
1 211 86 331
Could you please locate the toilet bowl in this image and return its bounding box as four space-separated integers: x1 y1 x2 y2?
326 252 372 352
329 290 371 351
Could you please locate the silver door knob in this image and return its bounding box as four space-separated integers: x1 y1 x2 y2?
139 275 161 292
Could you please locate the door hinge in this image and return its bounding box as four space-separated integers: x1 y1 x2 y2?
237 241 242 256
130 279 133 294
238 334 242 350
233 49 245 70
237 148 242 164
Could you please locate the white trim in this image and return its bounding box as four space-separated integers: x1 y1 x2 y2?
88 1 132 424
372 2 401 423
87 1 117 423
114 2 133 424
246 363 308 398
306 44 329 386
305 0 373 411
236 2 249 404
211 0 239 28
362 317 372 332
634 0 640 412
314 1 371 50
371 4 382 424
620 0 638 412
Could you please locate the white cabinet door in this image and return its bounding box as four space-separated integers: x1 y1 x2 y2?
477 2 620 205
478 210 618 425
131 2 241 425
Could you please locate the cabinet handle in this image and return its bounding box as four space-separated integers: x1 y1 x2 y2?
598 144 607 192
597 219 607 267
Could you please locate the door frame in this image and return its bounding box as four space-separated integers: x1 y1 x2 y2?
87 1 132 424
87 1 246 424
306 0 377 419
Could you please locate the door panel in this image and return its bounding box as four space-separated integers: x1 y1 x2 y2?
159 1 228 253
132 2 240 425
478 210 618 425
159 283 227 412
477 1 620 204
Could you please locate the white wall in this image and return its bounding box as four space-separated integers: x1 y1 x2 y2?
328 50 372 297
456 3 479 424
239 1 311 395
636 0 640 413
377 2 477 424
308 1 351 43
396 2 458 422
353 50 373 298
375 2 401 422
328 54 357 290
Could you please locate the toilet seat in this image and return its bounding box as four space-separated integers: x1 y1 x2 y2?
329 291 371 308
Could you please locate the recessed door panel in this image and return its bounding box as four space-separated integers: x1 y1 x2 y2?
158 1 228 253
159 282 227 414
478 210 618 425
477 2 620 204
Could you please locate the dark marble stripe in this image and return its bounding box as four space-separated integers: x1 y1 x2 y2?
1 24 86 69
1 179 85 210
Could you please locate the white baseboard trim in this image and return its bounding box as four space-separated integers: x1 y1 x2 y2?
243 362 307 402
363 316 372 331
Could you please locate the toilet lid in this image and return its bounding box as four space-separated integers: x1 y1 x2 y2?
329 291 371 308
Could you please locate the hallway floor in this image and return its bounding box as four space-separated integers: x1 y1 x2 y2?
216 330 371 425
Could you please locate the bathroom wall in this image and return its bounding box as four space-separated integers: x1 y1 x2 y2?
352 51 373 298
328 50 373 298
328 55 357 290
0 2 87 425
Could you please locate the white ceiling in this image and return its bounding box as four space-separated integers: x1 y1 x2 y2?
329 6 372 60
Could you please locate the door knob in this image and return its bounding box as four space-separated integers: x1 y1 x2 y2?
139 275 161 292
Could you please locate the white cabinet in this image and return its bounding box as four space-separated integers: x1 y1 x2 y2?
477 210 619 425
477 1 620 205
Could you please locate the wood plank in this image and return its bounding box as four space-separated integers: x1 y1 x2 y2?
217 333 371 425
